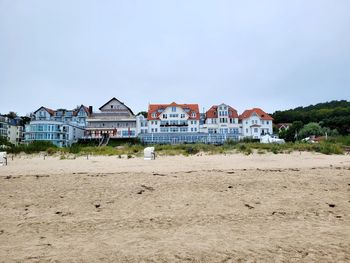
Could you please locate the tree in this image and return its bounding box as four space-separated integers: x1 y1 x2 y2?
280 121 304 142
298 122 323 138
137 111 148 118
5 111 17 119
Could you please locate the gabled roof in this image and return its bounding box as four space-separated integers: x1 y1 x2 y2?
148 103 200 120
34 105 90 117
73 105 90 116
239 108 273 121
206 104 239 119
34 106 55 116
98 97 134 115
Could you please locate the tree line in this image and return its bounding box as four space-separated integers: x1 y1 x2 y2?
272 100 350 138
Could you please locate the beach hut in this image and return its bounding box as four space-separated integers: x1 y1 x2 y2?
144 147 155 160
0 152 7 166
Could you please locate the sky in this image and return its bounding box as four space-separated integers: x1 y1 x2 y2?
0 0 349 116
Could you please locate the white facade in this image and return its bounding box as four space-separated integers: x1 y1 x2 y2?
136 115 148 135
200 103 240 136
0 116 23 145
147 104 200 133
7 125 23 145
241 111 273 139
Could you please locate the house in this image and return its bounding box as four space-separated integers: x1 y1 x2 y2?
138 102 202 144
275 123 291 132
136 114 148 135
239 108 273 139
7 117 24 145
84 98 137 139
201 103 240 137
0 116 8 139
147 102 200 133
0 116 24 145
24 105 89 147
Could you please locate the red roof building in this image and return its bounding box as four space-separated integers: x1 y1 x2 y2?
147 102 200 133
239 108 273 139
201 103 240 135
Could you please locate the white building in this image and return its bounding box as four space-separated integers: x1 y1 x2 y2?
200 103 240 136
7 124 23 145
239 108 273 139
147 102 200 133
24 105 89 147
0 116 24 145
136 115 148 135
85 98 137 139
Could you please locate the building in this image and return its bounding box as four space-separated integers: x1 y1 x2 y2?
201 103 240 137
84 98 137 140
275 123 291 132
139 102 237 144
0 116 8 139
24 105 89 147
136 114 148 135
147 102 200 133
239 108 273 139
7 117 24 145
0 116 24 145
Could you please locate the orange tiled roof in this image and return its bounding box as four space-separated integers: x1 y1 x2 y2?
239 108 273 121
73 105 90 116
43 107 55 115
206 105 239 119
148 102 200 120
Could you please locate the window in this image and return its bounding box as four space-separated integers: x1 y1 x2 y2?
172 107 176 112
254 128 258 133
163 114 167 119
180 127 187 132
191 112 196 118
261 120 264 125
152 112 157 118
246 128 248 133
180 114 185 118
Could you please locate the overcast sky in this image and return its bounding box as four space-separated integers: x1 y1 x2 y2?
0 0 349 116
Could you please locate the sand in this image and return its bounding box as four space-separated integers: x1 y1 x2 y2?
0 152 349 262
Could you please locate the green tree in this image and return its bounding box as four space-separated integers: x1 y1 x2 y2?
137 111 148 118
298 122 323 138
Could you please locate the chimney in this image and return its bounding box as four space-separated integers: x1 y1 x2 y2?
88 106 93 114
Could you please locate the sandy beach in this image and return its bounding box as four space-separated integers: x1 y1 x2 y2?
0 152 349 262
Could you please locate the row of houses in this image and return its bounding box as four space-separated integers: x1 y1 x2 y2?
2 97 274 147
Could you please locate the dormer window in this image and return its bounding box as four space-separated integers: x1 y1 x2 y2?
152 112 157 118
191 112 196 118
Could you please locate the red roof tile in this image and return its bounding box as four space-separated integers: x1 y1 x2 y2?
206 104 239 119
148 103 200 120
239 108 273 121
